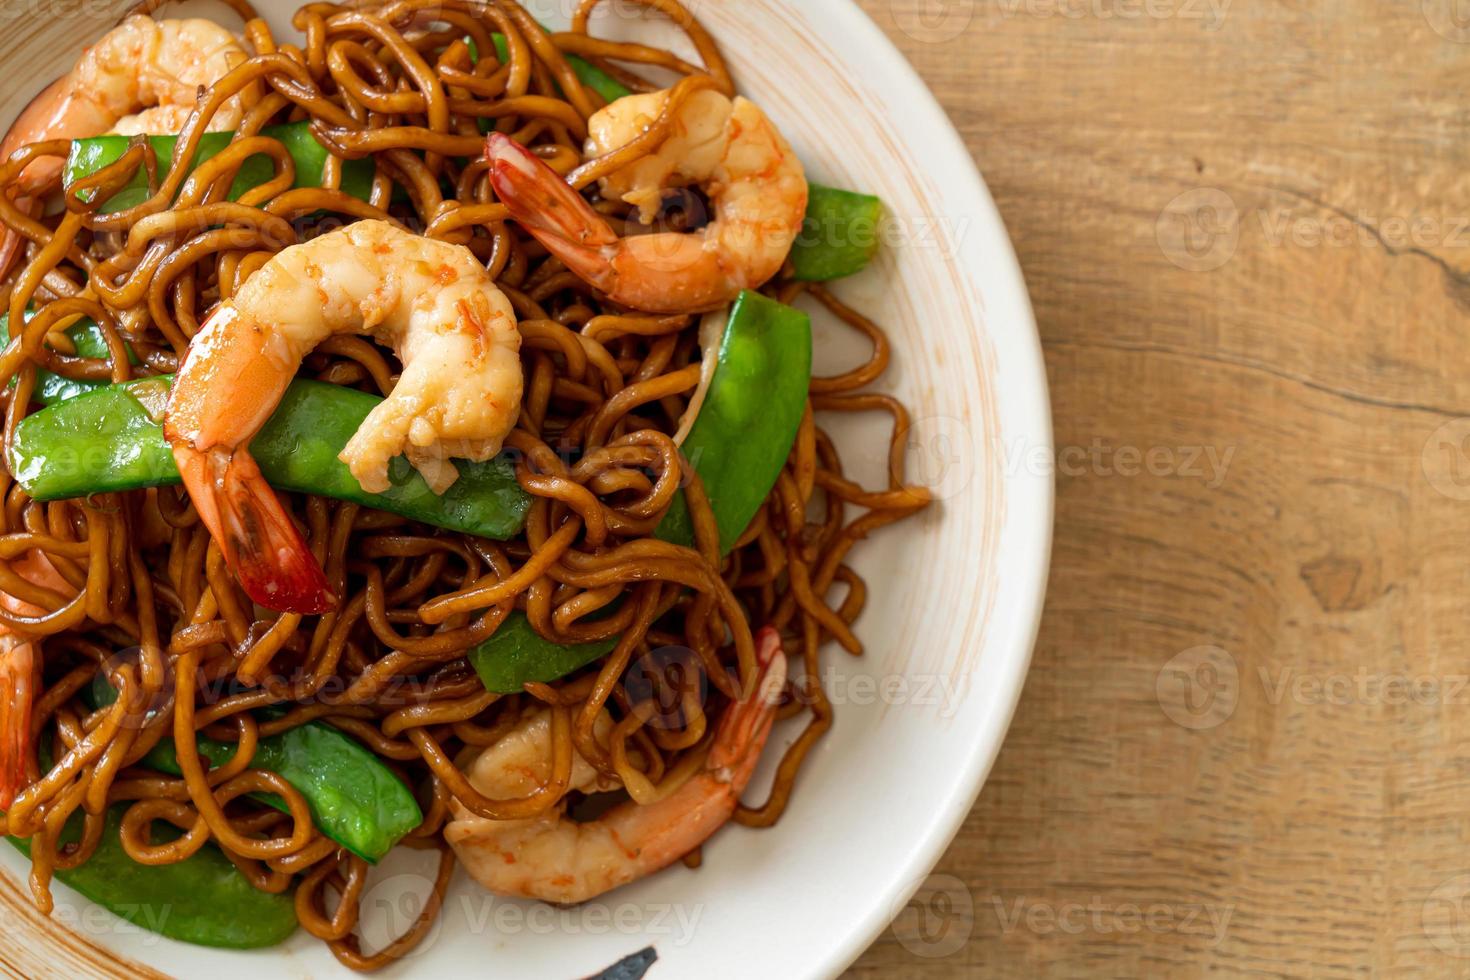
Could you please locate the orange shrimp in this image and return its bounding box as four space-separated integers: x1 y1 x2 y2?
163 220 522 614
484 85 806 314
0 551 73 809
445 627 788 903
0 16 254 278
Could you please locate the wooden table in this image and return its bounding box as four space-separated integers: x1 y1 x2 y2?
848 0 1470 974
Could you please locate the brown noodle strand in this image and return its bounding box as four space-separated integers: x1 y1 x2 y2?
0 0 931 966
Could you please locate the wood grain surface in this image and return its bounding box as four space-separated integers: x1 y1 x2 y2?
848 0 1470 975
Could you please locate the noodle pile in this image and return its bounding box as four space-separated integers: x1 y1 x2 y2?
0 0 929 967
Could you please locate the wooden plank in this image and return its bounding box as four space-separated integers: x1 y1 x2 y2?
851 0 1470 973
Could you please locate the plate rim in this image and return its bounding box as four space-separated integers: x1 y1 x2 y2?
806 1 1053 976
0 0 1055 974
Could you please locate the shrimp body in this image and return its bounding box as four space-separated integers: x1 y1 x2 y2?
0 552 73 809
2 16 253 191
446 627 788 904
485 87 807 314
164 220 523 614
0 16 255 275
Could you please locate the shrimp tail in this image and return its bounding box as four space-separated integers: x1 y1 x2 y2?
0 638 36 810
709 626 788 784
484 132 618 290
174 445 335 615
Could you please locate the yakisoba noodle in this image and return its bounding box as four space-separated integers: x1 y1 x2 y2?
0 0 929 968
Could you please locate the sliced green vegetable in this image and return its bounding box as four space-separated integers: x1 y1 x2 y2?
0 311 138 405
792 184 884 281
653 290 812 550
150 725 419 864
8 376 531 540
469 617 618 694
64 120 375 215
88 676 418 863
470 289 811 693
8 377 175 497
9 807 298 948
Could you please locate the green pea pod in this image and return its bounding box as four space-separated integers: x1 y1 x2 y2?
792 184 884 281
652 290 812 550
0 311 139 405
8 807 298 949
144 725 420 864
468 617 618 695
63 120 375 215
7 376 531 540
87 676 419 863
470 290 811 693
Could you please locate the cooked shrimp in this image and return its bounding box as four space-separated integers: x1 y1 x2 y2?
163 220 523 615
485 86 807 314
0 15 256 275
445 627 788 904
0 552 73 809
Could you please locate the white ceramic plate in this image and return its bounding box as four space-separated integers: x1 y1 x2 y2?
0 1 1051 976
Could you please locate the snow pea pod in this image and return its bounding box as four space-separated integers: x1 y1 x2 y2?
791 184 884 281
470 617 619 696
63 120 374 214
141 723 419 864
7 376 531 540
470 289 810 693
88 676 419 863
0 311 137 405
8 808 298 949
652 290 812 549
